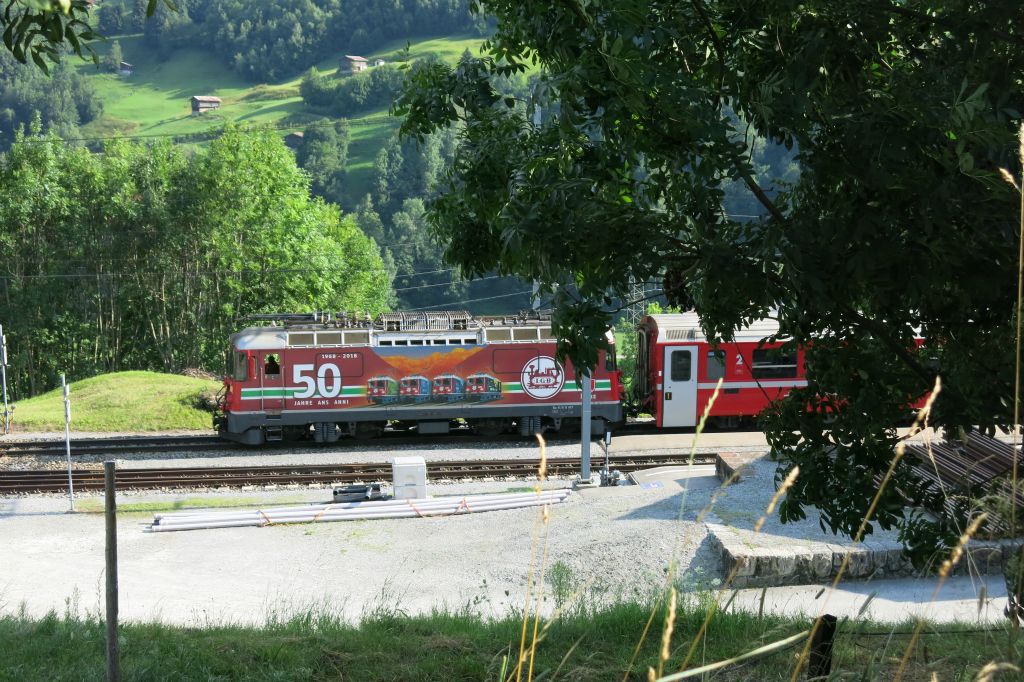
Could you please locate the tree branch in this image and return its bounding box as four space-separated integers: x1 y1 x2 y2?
841 305 937 387
877 2 1024 48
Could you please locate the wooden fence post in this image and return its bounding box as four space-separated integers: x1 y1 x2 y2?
104 460 120 682
807 613 837 679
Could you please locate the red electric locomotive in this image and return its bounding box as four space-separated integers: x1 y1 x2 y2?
635 313 807 429
216 310 623 444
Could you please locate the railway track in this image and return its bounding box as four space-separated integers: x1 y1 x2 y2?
0 422 747 459
0 452 716 494
0 435 230 458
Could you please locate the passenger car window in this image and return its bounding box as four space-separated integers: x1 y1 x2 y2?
707 350 726 380
751 348 798 379
670 350 691 382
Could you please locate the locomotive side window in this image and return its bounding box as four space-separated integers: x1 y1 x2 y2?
232 352 248 381
264 353 281 375
604 348 616 371
707 351 726 380
317 332 342 345
670 350 691 381
751 348 797 379
486 328 512 342
344 331 370 345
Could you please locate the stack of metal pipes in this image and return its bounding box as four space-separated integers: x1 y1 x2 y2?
148 489 571 532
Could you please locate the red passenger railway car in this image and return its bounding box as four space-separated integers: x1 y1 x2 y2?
635 314 806 429
216 311 623 445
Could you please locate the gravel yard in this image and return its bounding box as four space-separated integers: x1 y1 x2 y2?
3 429 1002 627
0 467 727 625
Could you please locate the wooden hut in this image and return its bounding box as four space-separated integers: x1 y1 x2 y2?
190 95 222 115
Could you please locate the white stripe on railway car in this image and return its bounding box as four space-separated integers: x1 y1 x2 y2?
696 380 808 390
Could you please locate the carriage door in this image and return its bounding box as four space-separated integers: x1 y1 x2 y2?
261 351 284 412
662 346 698 427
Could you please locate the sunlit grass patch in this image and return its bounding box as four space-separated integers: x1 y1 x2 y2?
11 371 219 432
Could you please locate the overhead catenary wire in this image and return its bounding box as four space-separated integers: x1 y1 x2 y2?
409 290 534 310
393 274 510 292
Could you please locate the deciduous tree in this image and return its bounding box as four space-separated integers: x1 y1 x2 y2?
397 0 1024 563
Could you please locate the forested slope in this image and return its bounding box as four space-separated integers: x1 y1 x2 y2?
0 125 389 397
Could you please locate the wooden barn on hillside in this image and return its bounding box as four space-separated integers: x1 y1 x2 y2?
190 95 222 115
343 55 368 73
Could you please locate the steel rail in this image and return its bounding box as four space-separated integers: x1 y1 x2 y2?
0 453 716 494
0 422 749 458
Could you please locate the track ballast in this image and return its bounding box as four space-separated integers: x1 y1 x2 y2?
0 452 716 494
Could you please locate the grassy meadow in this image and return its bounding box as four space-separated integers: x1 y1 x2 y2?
10 371 219 432
75 33 488 202
1 600 1020 681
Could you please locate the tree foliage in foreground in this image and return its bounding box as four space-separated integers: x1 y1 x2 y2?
397 1 1024 563
0 0 172 70
0 124 391 397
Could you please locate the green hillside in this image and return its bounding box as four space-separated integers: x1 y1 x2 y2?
12 371 220 432
76 33 486 201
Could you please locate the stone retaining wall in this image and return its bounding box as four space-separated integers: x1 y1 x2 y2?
707 522 1023 588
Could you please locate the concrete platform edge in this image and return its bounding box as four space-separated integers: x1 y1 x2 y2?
707 522 1024 588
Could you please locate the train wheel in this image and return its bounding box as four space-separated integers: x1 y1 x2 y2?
352 422 384 440
710 416 741 430
472 418 506 438
556 418 581 436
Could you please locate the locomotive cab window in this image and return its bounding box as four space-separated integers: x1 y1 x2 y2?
670 350 691 381
751 348 797 379
604 348 616 371
264 354 281 375
232 351 248 381
707 350 726 380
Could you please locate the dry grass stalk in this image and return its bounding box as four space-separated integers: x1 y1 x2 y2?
974 661 1021 681
939 513 988 579
623 378 724 680
892 511 987 681
675 465 802 675
513 434 551 682
754 466 800 533
658 588 678 677
1001 167 1020 191
789 376 942 681
1012 121 1024 539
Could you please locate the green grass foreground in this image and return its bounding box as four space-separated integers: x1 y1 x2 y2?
1 602 1022 681
11 371 219 432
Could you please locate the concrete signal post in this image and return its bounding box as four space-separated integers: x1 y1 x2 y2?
62 374 74 511
576 372 599 488
0 324 10 434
